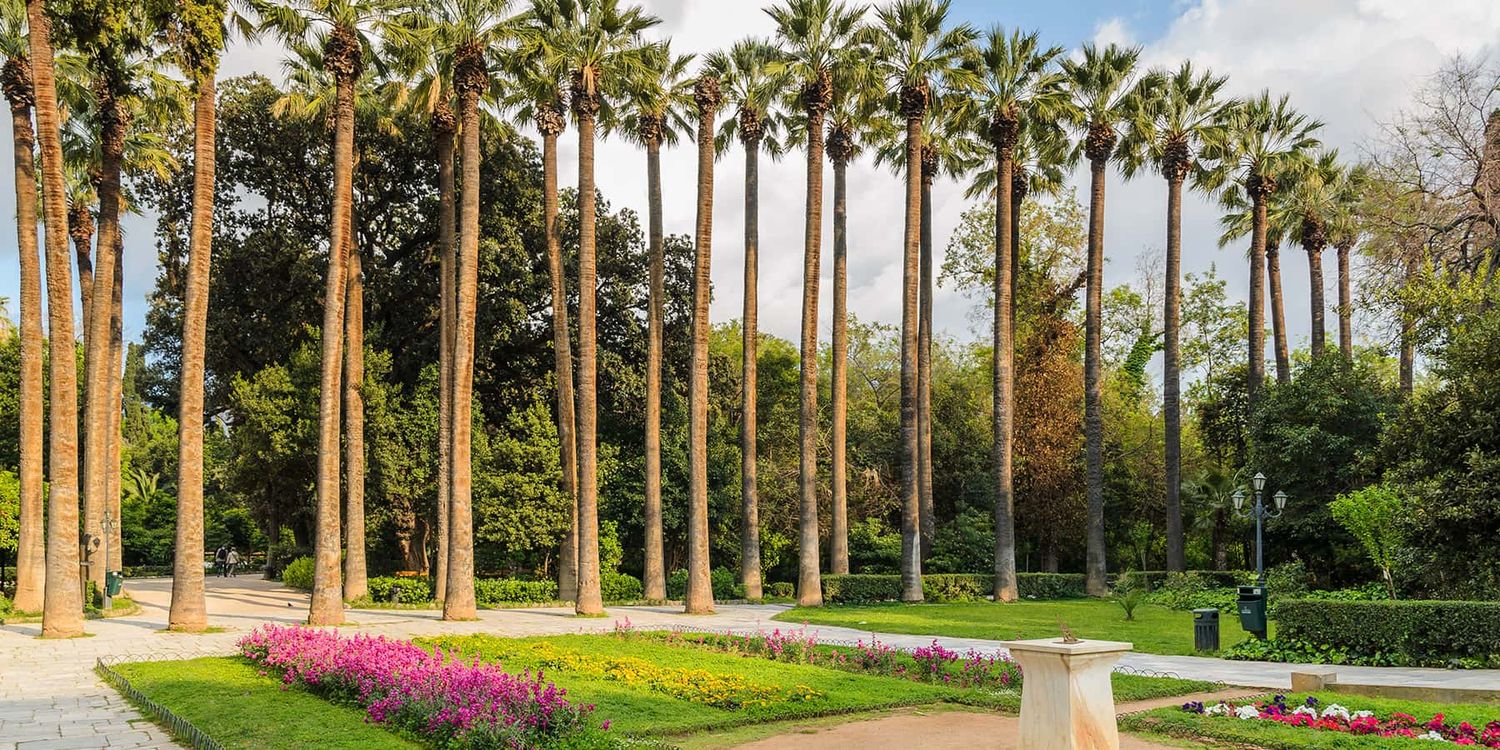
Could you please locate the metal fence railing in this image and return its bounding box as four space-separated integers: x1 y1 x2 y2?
95 657 226 750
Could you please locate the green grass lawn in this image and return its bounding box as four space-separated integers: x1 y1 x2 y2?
775 599 1259 656
1122 692 1500 749
110 657 421 750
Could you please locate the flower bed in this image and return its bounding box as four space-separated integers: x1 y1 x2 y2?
1181 695 1500 746
238 625 600 748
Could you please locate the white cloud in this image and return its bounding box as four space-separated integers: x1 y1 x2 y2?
1092 17 1135 47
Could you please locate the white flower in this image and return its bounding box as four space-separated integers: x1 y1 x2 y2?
1205 703 1231 717
1321 704 1351 721
1416 731 1448 742
1353 710 1374 719
1236 705 1262 720
1293 706 1318 718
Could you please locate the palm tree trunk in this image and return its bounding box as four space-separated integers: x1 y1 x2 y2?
739 136 763 598
343 242 367 601
543 122 579 603
1083 156 1108 597
796 103 826 608
1248 189 1269 407
434 117 455 602
1307 242 1326 359
899 113 924 604
1164 174 1185 573
82 86 126 596
1011 175 1025 328
31 0 85 637
829 156 850 576
308 63 355 627
917 170 935 557
1337 241 1353 360
70 203 93 346
1398 254 1416 398
443 63 483 621
573 104 604 616
107 240 123 572
643 138 667 602
685 81 721 615
169 76 216 629
992 149 1017 602
1266 242 1290 383
8 67 45 614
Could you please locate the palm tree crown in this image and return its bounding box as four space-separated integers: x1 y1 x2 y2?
1201 90 1323 201
615 40 694 149
1060 42 1143 163
1118 60 1229 183
705 37 786 156
865 0 977 120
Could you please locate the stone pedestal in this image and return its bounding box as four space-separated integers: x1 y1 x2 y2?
1003 637 1133 750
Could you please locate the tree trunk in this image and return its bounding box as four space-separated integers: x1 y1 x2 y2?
31 0 84 637
918 171 935 557
70 202 93 350
543 124 579 603
899 114 924 604
573 106 604 616
1266 241 1290 383
1212 506 1228 570
685 83 720 615
739 136 763 597
829 156 849 576
796 104 826 607
1398 255 1416 398
343 242 367 601
1337 241 1353 360
443 66 483 621
107 237 123 572
9 69 46 614
1248 189 1269 408
992 150 1017 602
308 65 355 627
1306 242 1326 359
1083 156 1108 597
434 118 455 602
1164 175 1185 573
643 139 666 602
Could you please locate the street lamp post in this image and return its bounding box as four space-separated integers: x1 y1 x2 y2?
1231 472 1288 587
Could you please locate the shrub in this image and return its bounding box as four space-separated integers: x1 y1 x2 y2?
366 577 432 604
1146 572 1238 612
601 572 642 603
1017 573 1087 599
767 582 794 599
922 574 990 602
821 572 1088 603
666 568 743 601
1274 599 1500 667
822 574 904 604
280 556 315 591
1265 560 1310 601
474 578 557 607
1114 570 1248 589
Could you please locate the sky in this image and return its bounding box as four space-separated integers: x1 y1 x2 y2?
4 0 1500 379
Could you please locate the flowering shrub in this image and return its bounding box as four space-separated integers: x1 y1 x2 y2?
238 625 596 748
1181 695 1500 747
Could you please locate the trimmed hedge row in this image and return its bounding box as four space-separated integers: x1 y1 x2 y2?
1114 570 1249 589
821 572 1087 603
1275 599 1500 665
357 573 646 606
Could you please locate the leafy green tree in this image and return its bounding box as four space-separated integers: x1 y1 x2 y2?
1330 483 1404 598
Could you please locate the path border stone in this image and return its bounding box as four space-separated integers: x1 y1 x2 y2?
95 659 226 750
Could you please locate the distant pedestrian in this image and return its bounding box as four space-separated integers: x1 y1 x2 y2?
226 547 241 578
214 545 228 577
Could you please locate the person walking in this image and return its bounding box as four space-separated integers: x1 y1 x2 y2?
214 545 227 577
226 547 241 578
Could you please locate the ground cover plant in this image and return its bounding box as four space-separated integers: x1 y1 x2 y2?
775 598 1258 656
1124 693 1500 749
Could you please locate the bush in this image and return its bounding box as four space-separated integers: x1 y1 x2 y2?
601 572 642 602
1017 573 1087 599
1265 560 1310 601
1114 570 1248 589
474 578 557 607
665 568 743 601
822 574 904 603
1146 572 1238 612
280 556 315 591
821 572 1088 604
366 576 432 604
922 574 990 602
767 582 794 599
1274 599 1500 667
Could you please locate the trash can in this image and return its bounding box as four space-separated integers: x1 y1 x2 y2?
1237 585 1267 639
105 570 123 597
1193 608 1220 652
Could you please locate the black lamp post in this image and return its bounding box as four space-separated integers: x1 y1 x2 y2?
1232 472 1288 587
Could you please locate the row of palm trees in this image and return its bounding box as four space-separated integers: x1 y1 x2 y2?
7 0 1366 637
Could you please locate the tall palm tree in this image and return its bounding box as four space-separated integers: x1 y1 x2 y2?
1061 42 1141 596
538 0 659 616
257 0 406 626
617 40 692 604
1201 91 1321 409
1217 183 1295 384
1326 166 1365 361
766 0 864 608
867 0 975 603
1118 61 1228 574
1285 150 1351 360
957 25 1065 601
29 0 85 638
706 38 783 599
1 0 44 614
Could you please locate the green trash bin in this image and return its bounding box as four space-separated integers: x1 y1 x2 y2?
106 570 123 597
1237 585 1267 639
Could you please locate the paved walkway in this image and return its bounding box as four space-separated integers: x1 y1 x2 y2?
2 576 1497 749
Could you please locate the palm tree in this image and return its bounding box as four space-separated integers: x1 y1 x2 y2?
1217 183 1295 384
30 0 85 638
955 25 1066 601
706 38 782 599
766 0 864 607
682 69 723 615
1326 166 1366 361
1 0 44 614
1118 61 1228 574
1285 150 1353 360
1201 91 1321 409
257 0 405 626
1061 41 1141 596
617 40 692 604
538 0 659 616
867 0 975 603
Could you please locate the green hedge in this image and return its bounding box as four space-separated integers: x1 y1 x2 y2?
1114 570 1249 589
667 568 744 601
366 576 431 604
601 572 643 602
1275 599 1500 666
280 556 315 591
820 572 1087 603
474 578 557 606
